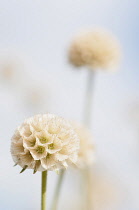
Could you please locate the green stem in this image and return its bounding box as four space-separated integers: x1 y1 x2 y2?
51 169 65 210
41 171 47 210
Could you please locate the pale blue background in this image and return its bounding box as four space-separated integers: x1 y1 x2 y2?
0 1 139 209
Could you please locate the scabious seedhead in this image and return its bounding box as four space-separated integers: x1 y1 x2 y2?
11 114 80 173
68 29 121 70
72 122 95 168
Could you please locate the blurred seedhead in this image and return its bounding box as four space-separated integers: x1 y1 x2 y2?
62 163 127 210
0 50 50 114
71 122 95 168
68 28 121 71
90 165 121 210
0 52 25 88
20 82 50 113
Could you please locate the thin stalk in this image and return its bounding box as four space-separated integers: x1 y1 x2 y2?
51 169 65 210
83 69 95 210
85 168 93 210
83 69 95 126
41 171 47 210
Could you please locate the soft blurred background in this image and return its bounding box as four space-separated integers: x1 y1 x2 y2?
0 0 139 209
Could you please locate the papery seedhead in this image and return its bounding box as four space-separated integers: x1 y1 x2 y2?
68 29 121 71
11 114 80 173
72 122 95 168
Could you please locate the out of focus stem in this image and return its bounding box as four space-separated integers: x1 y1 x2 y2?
83 69 95 126
84 167 93 210
51 169 65 210
83 69 95 210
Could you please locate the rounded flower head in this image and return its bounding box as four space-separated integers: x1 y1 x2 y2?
11 114 80 173
72 122 95 168
68 29 121 70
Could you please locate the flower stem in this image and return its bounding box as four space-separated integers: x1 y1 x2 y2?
83 69 95 210
85 168 93 210
51 169 65 210
41 171 47 210
83 69 95 126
